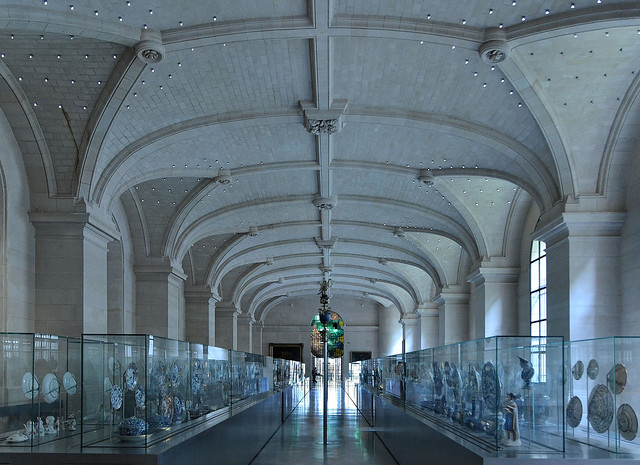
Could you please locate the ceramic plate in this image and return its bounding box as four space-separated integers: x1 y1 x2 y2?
618 404 638 441
174 394 185 422
21 372 39 399
42 373 60 403
170 363 180 387
110 385 123 410
566 396 583 428
160 394 174 420
607 364 627 394
572 360 584 380
192 371 202 395
135 385 145 408
63 371 77 395
587 359 599 380
588 384 614 433
124 362 139 391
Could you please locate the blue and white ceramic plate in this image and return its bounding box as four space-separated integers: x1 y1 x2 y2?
135 385 145 408
63 371 77 395
42 373 60 403
21 372 39 399
174 394 185 423
125 362 139 391
110 385 123 410
160 394 174 421
191 371 202 395
170 363 180 387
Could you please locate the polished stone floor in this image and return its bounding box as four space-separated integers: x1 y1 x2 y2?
249 383 399 465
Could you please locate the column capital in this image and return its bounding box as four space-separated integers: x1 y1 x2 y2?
417 302 439 318
467 265 520 286
215 301 238 313
399 312 420 326
434 286 469 305
134 257 187 281
536 210 626 248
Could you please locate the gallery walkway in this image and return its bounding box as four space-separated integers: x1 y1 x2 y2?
249 383 398 465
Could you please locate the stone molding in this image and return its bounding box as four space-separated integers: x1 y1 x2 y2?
300 100 347 135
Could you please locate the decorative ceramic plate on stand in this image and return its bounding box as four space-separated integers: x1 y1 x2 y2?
21 372 39 399
63 371 77 395
572 360 584 380
110 385 123 410
588 384 614 434
587 359 599 380
170 362 180 388
607 364 627 394
42 373 60 403
124 362 139 391
135 385 145 408
617 404 638 441
566 396 583 428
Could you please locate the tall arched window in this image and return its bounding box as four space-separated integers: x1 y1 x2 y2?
530 240 547 382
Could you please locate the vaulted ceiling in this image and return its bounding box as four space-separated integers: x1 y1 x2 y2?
1 1 639 323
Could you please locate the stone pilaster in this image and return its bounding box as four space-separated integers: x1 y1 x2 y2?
134 258 186 339
399 313 421 353
236 313 253 353
434 286 469 345
252 320 264 354
417 302 439 349
215 301 238 350
537 211 625 340
185 285 219 346
30 213 116 336
467 265 520 339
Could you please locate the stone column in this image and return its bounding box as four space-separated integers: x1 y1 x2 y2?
417 302 439 349
185 285 218 346
435 286 469 345
538 211 625 340
467 265 519 339
236 313 253 353
215 301 238 350
134 259 186 339
107 240 124 333
252 321 264 354
400 313 421 353
31 213 115 336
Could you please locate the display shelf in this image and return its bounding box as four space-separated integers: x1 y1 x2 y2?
0 333 81 447
565 336 640 454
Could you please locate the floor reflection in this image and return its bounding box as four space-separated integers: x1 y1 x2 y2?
249 383 398 465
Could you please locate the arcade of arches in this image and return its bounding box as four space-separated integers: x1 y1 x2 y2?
0 1 639 377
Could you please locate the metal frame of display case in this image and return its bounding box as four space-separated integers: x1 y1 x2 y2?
565 336 640 454
0 333 81 448
350 335 565 453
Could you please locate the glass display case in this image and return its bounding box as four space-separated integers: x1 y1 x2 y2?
230 351 271 405
363 336 565 452
565 336 640 454
81 334 196 448
0 333 81 447
188 343 230 423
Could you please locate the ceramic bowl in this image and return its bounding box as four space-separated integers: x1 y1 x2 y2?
118 417 148 436
148 414 172 429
